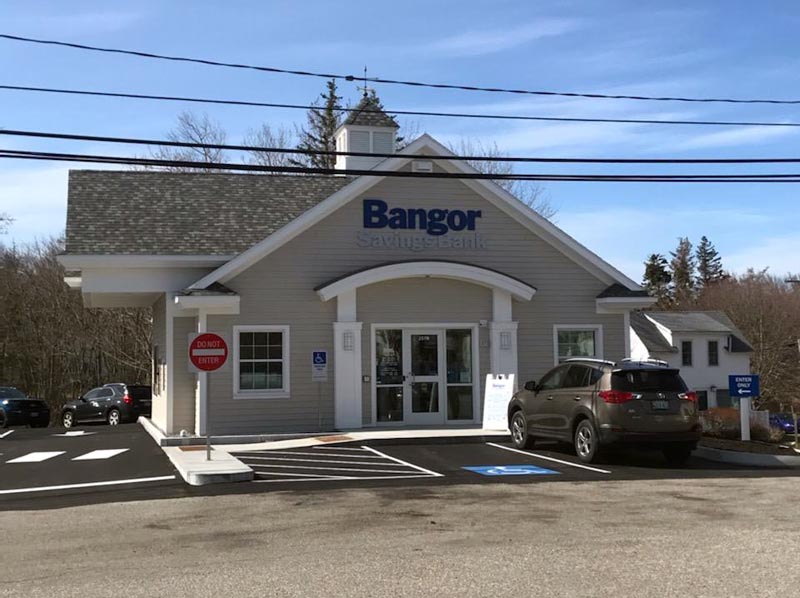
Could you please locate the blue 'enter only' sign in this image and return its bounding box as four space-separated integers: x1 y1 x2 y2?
463 465 558 476
728 374 760 398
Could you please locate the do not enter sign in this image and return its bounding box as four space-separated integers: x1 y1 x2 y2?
189 333 228 372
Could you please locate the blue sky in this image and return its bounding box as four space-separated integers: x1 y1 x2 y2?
1 0 799 280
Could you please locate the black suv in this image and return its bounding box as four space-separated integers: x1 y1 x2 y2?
507 358 701 465
61 383 152 428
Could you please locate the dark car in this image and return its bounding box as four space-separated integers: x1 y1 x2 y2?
507 358 701 465
770 413 797 434
0 387 51 428
61 383 151 428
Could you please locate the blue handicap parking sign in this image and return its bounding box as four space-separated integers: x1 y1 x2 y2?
463 465 559 476
313 351 327 365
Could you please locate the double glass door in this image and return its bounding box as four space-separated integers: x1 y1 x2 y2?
375 328 475 425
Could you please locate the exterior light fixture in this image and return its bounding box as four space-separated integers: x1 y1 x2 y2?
343 331 355 351
500 331 511 350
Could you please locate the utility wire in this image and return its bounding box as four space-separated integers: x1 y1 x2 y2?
3 84 800 129
4 128 800 165
3 149 800 182
2 33 799 106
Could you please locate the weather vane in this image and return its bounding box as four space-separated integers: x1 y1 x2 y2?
357 65 373 97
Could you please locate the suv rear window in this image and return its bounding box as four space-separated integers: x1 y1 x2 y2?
611 370 687 392
127 386 152 400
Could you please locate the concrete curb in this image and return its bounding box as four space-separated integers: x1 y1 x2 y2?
694 445 800 468
138 417 254 485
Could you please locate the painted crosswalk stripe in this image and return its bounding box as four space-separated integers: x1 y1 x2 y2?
72 449 129 461
6 451 65 464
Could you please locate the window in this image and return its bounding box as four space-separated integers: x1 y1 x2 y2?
446 329 474 420
681 341 693 366
554 325 603 365
234 326 290 398
562 365 592 388
708 341 719 366
539 365 570 391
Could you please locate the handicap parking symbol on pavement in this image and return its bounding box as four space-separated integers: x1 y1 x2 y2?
463 465 559 476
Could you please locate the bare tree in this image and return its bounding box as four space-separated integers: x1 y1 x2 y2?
243 124 294 169
147 111 228 171
447 139 556 219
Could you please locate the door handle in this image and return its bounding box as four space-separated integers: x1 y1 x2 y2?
573 396 582 402
546 395 554 401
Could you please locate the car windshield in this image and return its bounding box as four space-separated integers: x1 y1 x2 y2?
0 387 27 399
611 370 687 392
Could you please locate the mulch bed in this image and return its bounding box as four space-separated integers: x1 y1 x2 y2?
700 436 798 455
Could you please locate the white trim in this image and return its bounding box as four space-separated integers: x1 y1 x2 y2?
64 276 82 288
318 261 536 303
369 323 481 427
188 134 644 292
58 254 234 269
174 294 240 314
333 321 363 429
553 324 605 366
165 292 176 433
232 325 291 400
623 310 631 358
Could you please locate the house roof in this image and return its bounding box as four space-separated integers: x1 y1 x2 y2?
342 94 399 128
597 283 650 299
64 171 351 255
633 310 754 354
629 311 677 353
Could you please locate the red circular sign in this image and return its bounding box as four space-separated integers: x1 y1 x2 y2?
189 333 228 372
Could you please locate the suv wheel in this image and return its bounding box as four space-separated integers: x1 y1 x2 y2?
62 411 75 428
107 408 121 426
663 443 693 467
574 419 601 463
510 411 535 449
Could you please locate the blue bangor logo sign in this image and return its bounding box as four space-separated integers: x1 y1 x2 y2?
363 199 482 237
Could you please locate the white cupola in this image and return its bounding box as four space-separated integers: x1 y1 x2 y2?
335 91 399 171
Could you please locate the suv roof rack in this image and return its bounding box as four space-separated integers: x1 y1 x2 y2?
563 357 615 366
616 358 671 369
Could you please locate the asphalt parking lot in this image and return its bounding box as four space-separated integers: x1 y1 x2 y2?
0 423 186 510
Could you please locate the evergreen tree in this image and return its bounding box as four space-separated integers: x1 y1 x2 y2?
696 235 724 287
642 253 672 304
670 237 696 305
291 79 343 170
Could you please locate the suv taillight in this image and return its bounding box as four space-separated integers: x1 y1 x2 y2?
599 390 635 404
679 391 698 402
123 392 133 405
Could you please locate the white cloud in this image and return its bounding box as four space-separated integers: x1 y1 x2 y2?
429 19 580 57
668 126 799 151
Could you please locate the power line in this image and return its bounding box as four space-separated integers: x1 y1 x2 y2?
4 84 800 129
2 33 799 106
5 128 800 165
3 148 800 182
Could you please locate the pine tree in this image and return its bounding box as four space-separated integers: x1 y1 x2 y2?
642 253 672 304
670 237 696 305
696 235 724 287
291 79 343 170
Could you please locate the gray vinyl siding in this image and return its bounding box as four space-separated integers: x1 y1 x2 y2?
201 174 625 434
150 294 168 431
172 316 197 433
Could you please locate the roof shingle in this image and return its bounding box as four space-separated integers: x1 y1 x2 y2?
342 94 399 128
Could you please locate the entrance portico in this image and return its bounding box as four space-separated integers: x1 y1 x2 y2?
315 261 537 429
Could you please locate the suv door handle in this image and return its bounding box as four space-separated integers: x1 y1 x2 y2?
573 396 582 402
546 395 554 401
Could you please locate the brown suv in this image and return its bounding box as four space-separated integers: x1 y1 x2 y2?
507 358 702 465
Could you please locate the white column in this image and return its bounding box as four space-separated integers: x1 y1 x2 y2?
164 292 176 434
195 310 208 436
490 289 519 389
333 322 363 429
623 310 632 358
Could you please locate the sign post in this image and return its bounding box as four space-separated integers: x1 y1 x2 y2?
312 351 328 431
728 375 760 442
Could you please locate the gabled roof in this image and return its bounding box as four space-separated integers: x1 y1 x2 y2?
189 134 644 292
597 283 650 299
65 172 351 255
342 93 399 128
633 310 754 354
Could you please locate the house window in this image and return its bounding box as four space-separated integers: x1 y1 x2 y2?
681 341 693 366
708 341 719 366
554 326 603 365
234 326 290 398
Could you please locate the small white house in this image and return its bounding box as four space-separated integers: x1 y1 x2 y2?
629 311 753 410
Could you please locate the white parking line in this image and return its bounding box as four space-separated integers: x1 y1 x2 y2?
6 451 66 464
72 449 129 461
486 443 612 474
0 475 177 495
239 455 407 467
0 430 14 439
360 445 444 477
252 474 439 484
241 450 385 460
246 462 414 474
312 446 369 452
254 471 352 480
